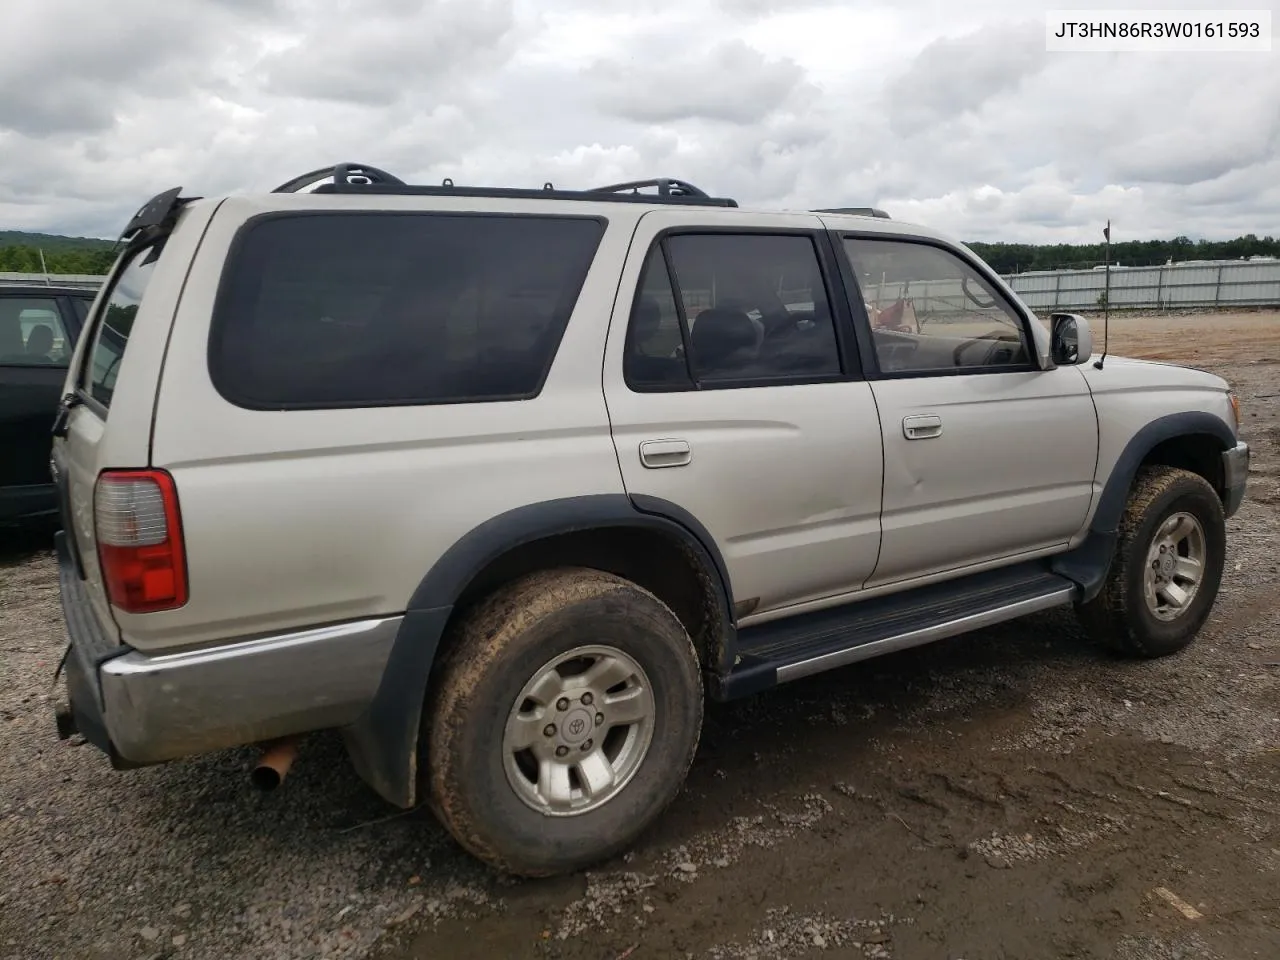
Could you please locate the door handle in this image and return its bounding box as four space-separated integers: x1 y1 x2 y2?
639 438 691 468
903 415 942 440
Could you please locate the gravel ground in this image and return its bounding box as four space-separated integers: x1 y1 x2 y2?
2 310 1279 960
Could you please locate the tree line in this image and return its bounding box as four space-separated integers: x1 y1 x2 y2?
2 229 1278 278
0 244 118 275
968 234 1280 274
0 231 116 275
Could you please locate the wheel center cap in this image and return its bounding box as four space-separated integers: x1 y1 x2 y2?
562 708 593 744
1159 553 1176 576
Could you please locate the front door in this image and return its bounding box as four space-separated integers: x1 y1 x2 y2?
835 233 1099 587
602 210 885 619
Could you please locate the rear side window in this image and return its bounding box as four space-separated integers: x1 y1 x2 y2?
83 245 160 409
623 232 844 390
209 212 606 409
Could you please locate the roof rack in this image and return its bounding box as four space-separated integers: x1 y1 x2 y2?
272 163 406 193
813 206 891 219
588 177 710 199
269 163 738 207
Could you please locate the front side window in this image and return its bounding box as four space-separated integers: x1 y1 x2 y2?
843 237 1032 375
623 232 843 390
209 212 606 408
0 298 71 367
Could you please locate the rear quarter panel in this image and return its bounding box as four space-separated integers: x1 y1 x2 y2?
53 201 221 640
139 195 635 652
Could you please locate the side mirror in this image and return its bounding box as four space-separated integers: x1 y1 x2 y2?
1050 313 1093 365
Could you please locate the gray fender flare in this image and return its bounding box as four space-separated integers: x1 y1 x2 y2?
341 494 733 808
1051 411 1235 600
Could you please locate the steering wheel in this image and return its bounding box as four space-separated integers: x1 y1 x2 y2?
952 334 1003 367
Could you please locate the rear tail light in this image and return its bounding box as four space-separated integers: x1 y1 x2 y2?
94 469 188 613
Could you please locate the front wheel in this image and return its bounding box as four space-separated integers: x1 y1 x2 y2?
423 568 704 877
1076 465 1226 658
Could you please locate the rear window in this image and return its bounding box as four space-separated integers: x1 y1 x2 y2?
83 245 160 409
209 212 607 409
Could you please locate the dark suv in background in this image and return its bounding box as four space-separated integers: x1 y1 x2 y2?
0 283 97 526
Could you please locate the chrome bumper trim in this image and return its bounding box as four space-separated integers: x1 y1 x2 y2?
100 616 402 764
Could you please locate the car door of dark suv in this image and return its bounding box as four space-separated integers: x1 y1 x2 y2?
0 289 87 523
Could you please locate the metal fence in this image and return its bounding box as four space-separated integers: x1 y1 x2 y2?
0 272 106 290
1004 259 1280 312
4 258 1280 311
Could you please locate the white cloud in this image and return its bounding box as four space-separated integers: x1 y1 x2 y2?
0 0 1277 244
586 39 814 125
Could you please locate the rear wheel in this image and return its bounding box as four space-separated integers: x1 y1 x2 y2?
1076 465 1226 658
423 567 703 876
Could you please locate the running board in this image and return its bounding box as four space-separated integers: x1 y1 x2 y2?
720 564 1078 699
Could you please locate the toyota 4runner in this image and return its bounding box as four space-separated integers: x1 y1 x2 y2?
50 163 1249 877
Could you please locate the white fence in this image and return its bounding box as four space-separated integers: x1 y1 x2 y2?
4 258 1280 311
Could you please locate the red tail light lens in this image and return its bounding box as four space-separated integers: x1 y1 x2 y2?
94 469 188 613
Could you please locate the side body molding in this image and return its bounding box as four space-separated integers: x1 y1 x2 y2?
342 494 736 808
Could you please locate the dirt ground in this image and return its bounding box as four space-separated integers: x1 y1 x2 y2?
2 310 1279 960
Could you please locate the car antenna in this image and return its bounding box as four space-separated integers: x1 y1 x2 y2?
1094 218 1111 369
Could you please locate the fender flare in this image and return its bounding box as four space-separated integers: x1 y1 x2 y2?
342 494 734 808
1088 411 1235 536
404 494 734 612
1052 411 1235 600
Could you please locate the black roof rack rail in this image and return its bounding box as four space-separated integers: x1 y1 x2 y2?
588 177 708 198
813 206 891 219
267 163 738 207
272 163 406 193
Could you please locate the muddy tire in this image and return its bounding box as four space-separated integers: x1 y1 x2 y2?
1076 465 1226 658
423 567 704 877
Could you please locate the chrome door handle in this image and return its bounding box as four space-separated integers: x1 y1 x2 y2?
903 415 942 440
639 438 691 468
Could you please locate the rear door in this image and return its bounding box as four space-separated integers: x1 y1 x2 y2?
0 292 81 521
602 209 885 620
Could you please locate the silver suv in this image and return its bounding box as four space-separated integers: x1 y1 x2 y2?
50 163 1249 877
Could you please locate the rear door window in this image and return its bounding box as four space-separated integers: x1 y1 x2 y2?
81 245 160 409
623 232 844 390
209 212 606 409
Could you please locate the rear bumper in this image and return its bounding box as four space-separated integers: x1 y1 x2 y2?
54 531 121 759
1222 441 1250 518
55 532 402 764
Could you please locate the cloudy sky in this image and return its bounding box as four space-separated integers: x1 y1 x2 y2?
2 0 1277 243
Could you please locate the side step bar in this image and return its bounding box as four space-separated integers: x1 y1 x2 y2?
720 564 1078 699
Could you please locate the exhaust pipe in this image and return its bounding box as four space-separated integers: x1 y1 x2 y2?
250 736 300 791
